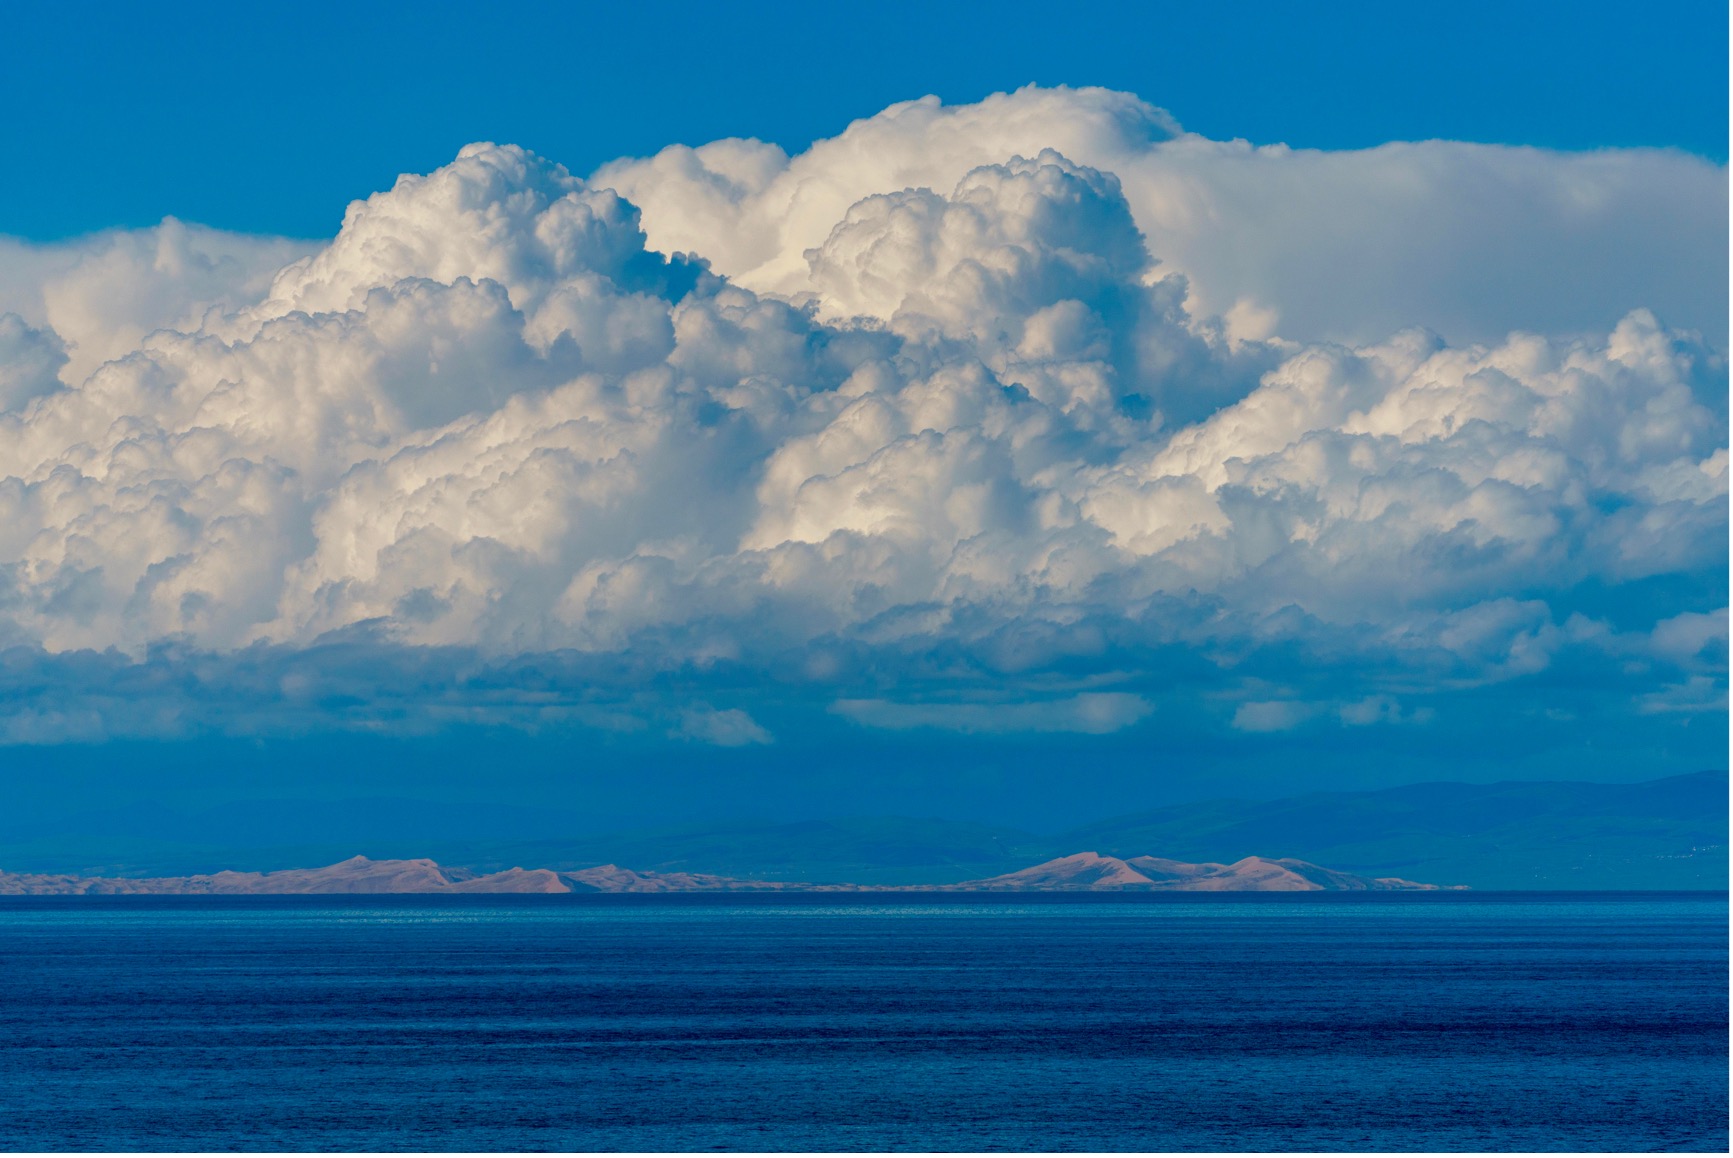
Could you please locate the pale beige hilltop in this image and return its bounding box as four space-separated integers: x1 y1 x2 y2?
939 852 1449 891
0 856 565 895
0 856 804 896
0 851 1456 894
560 864 793 892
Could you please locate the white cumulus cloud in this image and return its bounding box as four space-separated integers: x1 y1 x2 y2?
0 88 1722 741
597 85 1727 349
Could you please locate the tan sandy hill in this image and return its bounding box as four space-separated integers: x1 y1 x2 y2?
942 851 1449 891
0 856 561 895
560 864 795 892
0 851 1455 894
0 856 807 896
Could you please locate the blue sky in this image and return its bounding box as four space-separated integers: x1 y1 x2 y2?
2 0 1726 240
0 2 1724 847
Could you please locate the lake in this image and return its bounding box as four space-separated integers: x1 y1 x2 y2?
0 893 1723 1151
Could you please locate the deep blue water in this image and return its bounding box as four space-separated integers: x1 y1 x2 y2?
0 893 1724 1152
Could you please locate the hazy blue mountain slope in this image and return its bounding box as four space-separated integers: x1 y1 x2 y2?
0 774 1720 889
0 806 1041 882
438 816 1050 885
0 797 589 877
1059 772 1727 889
439 773 1725 888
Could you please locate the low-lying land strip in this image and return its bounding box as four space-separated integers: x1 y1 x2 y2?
0 851 1455 893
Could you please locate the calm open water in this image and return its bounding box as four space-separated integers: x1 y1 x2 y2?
0 893 1723 1152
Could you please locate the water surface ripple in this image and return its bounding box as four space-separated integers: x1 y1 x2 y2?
0 893 1724 1151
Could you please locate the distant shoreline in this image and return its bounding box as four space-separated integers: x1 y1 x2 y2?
0 851 1464 895
4 889 1726 904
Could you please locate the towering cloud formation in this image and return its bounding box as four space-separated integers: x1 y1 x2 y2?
597 86 1727 347
0 87 1723 744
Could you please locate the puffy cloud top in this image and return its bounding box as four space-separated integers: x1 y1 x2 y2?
599 86 1728 348
0 87 1723 742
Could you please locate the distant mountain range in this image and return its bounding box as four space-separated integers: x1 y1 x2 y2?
0 771 1721 890
422 771 1728 890
0 851 1452 894
941 852 1451 891
1060 770 1727 890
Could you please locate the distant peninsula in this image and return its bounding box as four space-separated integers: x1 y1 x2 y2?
0 851 1457 894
